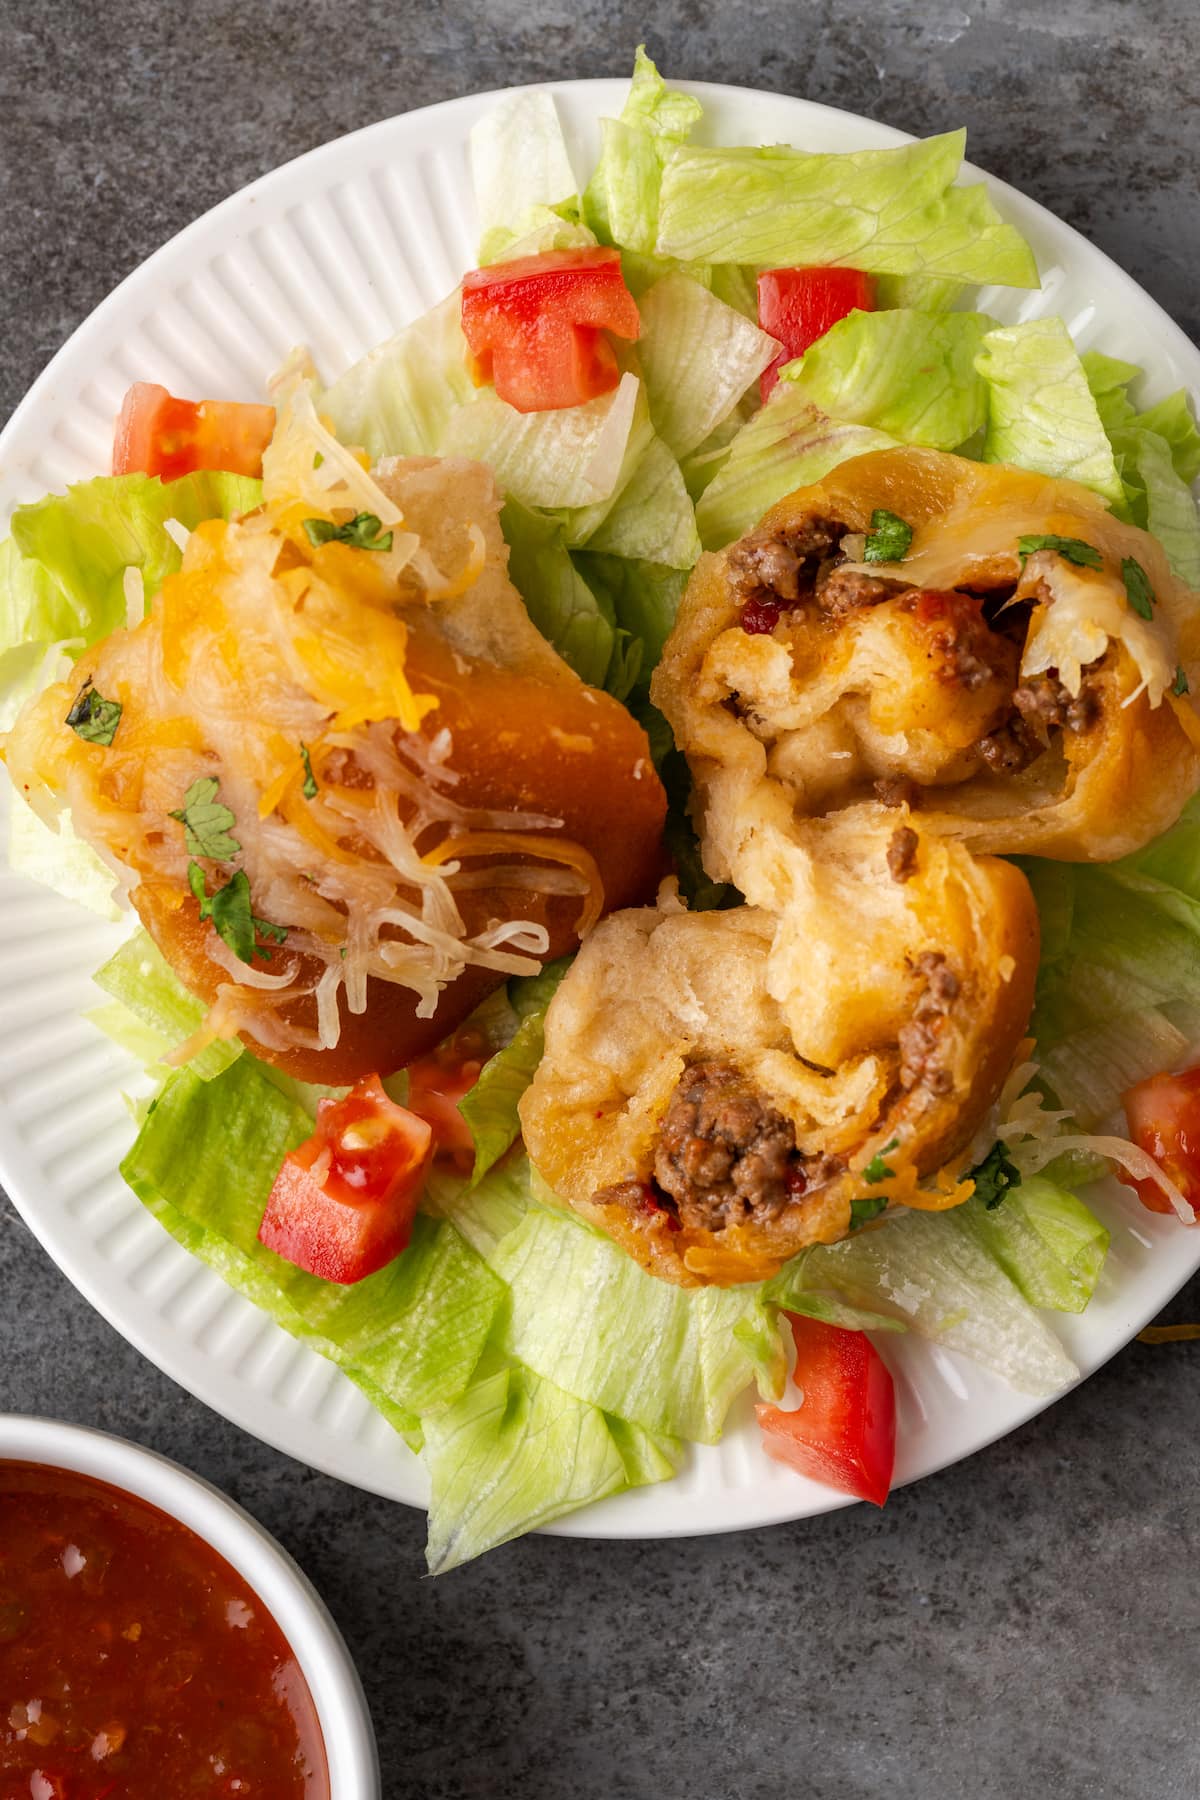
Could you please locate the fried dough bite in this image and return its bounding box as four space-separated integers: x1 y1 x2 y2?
520 816 1038 1286
3 406 665 1082
653 448 1200 870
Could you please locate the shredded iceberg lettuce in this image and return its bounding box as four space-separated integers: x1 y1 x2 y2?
424 1356 679 1573
500 496 641 696
0 470 260 670
581 433 700 570
695 386 897 550
635 272 778 459
318 292 477 463
120 1058 502 1434
655 130 1039 286
459 959 571 1183
781 308 994 449
469 89 580 265
799 1208 1079 1396
583 46 703 257
975 318 1125 503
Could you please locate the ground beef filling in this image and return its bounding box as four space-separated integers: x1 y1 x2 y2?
887 825 920 884
897 951 960 1097
729 516 848 635
977 668 1101 774
593 1063 846 1234
815 565 906 617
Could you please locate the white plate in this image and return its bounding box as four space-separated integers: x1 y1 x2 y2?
2 80 1198 1540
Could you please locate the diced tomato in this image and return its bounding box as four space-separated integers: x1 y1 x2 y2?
755 1312 896 1507
756 266 875 401
258 1075 433 1283
1120 1065 1200 1216
406 1027 488 1170
461 248 640 413
113 382 275 480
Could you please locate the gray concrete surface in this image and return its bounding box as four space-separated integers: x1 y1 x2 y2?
2 3 1199 1795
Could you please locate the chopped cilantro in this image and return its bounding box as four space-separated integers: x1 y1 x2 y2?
1016 534 1103 570
187 862 287 965
849 1196 889 1231
303 512 394 553
862 1137 900 1185
1121 555 1155 621
968 1139 1022 1211
300 743 318 801
65 681 122 747
170 777 242 861
1174 664 1190 697
863 508 913 565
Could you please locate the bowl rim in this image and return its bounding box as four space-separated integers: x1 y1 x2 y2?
0 1413 380 1798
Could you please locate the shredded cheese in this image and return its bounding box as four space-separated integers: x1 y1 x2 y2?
6 402 605 1058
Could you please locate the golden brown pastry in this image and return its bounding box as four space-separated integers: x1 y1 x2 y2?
2 399 666 1082
653 447 1200 871
523 445 1200 1288
520 816 1039 1286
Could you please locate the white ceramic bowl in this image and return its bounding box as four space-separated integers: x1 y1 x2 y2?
0 1414 380 1798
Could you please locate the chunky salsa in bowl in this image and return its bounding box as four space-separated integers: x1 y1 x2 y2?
0 1419 378 1799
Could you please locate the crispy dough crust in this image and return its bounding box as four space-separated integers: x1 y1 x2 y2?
524 448 1200 1286
520 826 1039 1287
652 447 1200 870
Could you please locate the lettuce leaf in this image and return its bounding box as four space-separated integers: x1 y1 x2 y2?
318 291 477 464
1124 427 1200 585
436 1153 785 1440
423 1357 680 1573
8 799 124 921
799 1207 1078 1395
1080 354 1200 581
440 371 642 511
975 318 1125 503
962 1177 1110 1314
874 272 966 312
499 496 641 697
1 469 261 663
583 47 703 255
469 89 580 264
478 211 597 268
484 1174 785 1442
782 308 994 448
459 958 571 1183
580 433 700 570
1022 830 1200 1124
572 553 688 681
694 385 897 550
93 928 241 1082
636 273 778 459
655 131 1038 286
120 1057 501 1427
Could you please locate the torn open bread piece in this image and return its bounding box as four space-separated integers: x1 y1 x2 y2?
519 815 1039 1287
653 447 1200 870
1 395 666 1082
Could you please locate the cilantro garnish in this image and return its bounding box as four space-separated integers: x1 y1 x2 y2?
65 681 122 747
1174 665 1190 697
849 1196 889 1231
300 744 318 801
968 1140 1022 1211
303 512 394 553
1121 555 1155 621
1016 534 1103 570
170 777 241 861
863 509 913 565
187 863 287 965
862 1137 900 1185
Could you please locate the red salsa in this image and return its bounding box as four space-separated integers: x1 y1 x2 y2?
0 1461 330 1798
